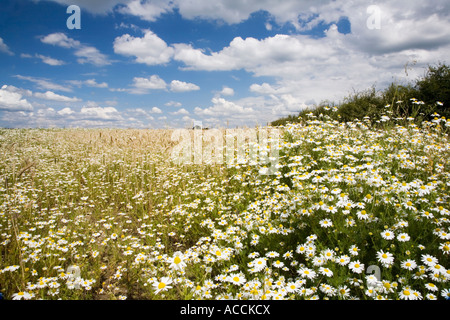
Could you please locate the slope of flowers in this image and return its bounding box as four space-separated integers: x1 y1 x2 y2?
0 117 449 300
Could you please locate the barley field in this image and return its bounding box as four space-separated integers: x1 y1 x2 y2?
1 115 449 300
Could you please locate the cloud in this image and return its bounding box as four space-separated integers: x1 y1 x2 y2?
34 91 81 102
113 1 450 109
129 75 167 94
170 108 189 115
40 32 80 48
169 80 200 92
41 32 110 66
35 0 125 14
84 79 108 88
69 79 108 88
173 0 301 25
113 30 174 65
249 83 279 95
149 107 162 114
218 86 235 96
0 37 14 55
74 46 110 66
121 76 201 95
15 75 72 92
173 34 310 72
195 97 255 117
165 101 182 107
125 108 155 121
35 54 65 66
118 0 173 22
80 105 123 120
20 53 33 59
58 107 75 116
0 85 33 112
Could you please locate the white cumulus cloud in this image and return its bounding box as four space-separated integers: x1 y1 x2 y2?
113 30 174 65
170 80 200 92
80 105 122 120
129 75 167 94
35 54 65 66
41 32 110 66
0 85 33 112
34 91 81 102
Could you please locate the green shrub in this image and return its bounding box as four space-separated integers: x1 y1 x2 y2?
271 62 449 126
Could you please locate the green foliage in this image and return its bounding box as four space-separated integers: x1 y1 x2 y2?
337 87 384 122
271 62 449 126
415 62 450 118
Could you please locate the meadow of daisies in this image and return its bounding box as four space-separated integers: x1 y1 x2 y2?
1 113 449 300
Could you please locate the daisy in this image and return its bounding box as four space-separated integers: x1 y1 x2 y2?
365 287 377 298
381 229 395 240
420 210 434 219
296 244 307 254
286 282 300 293
428 263 445 275
337 254 351 266
337 285 350 299
273 260 284 268
421 254 438 266
251 257 267 271
377 250 394 267
312 256 325 267
349 245 359 256
400 259 417 271
322 248 335 260
425 293 437 300
425 282 438 292
399 287 417 300
319 267 333 277
153 277 173 294
349 260 364 274
397 233 410 242
345 218 355 227
298 267 317 280
365 274 382 288
320 284 337 297
266 251 279 258
325 205 337 214
441 288 450 300
228 273 246 286
319 218 333 228
168 251 187 271
283 251 294 259
306 234 318 241
439 242 450 254
356 210 370 220
12 291 33 300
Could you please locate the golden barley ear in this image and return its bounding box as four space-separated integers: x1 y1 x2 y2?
16 159 36 180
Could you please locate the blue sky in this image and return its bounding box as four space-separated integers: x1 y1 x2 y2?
1 0 449 128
